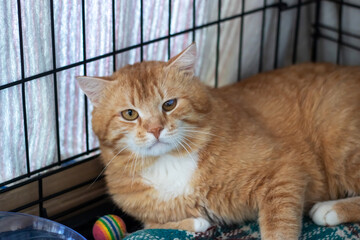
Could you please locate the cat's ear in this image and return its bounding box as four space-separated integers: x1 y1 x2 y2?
167 42 196 74
76 76 112 107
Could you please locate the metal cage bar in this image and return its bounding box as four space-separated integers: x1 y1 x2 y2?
237 0 245 81
292 0 302 64
16 0 31 177
112 0 117 72
49 0 62 165
81 0 90 153
2 0 359 222
215 0 221 88
192 0 196 41
259 0 267 72
312 0 321 61
336 0 343 64
1 0 294 191
140 0 144 62
274 1 286 69
168 0 172 60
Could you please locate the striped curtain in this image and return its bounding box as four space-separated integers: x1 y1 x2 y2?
1 0 359 184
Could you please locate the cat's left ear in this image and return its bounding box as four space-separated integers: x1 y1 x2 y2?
167 42 196 75
76 76 112 107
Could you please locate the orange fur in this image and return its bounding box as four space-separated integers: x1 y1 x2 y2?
77 44 360 239
332 197 360 223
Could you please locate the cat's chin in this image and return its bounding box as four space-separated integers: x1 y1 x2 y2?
137 140 174 157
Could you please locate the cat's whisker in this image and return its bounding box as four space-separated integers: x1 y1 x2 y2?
174 142 182 155
179 126 214 131
135 152 141 175
181 139 194 153
181 129 217 136
121 151 136 176
178 127 205 131
123 151 135 174
131 152 139 187
181 129 225 139
167 136 182 156
177 132 195 145
172 137 183 153
181 125 228 132
87 145 128 190
177 139 197 165
180 126 228 135
179 132 210 142
182 136 201 149
165 132 179 137
130 153 135 176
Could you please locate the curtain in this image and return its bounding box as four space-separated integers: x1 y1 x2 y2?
1 0 359 184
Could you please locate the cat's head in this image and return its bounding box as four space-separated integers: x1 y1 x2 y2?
77 43 212 157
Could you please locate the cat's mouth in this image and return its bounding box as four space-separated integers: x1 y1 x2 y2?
148 140 169 150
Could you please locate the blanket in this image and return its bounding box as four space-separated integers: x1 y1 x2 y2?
124 217 360 240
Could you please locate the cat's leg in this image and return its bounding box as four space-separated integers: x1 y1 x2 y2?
309 196 360 226
144 217 211 232
257 172 306 240
258 195 303 240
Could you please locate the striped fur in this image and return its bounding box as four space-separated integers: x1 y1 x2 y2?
78 44 360 240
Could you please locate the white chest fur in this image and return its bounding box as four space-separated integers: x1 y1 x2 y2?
141 152 198 201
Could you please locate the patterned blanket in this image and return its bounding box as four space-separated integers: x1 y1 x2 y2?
124 217 360 240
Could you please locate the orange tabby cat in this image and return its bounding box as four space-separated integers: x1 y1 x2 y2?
77 43 360 240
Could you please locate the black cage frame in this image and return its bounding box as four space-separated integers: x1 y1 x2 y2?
1 0 359 225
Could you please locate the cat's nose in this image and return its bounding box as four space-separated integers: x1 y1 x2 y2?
148 127 164 139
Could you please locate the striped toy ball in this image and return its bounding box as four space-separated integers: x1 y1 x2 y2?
93 214 127 240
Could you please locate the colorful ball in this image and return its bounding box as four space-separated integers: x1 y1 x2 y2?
93 214 127 240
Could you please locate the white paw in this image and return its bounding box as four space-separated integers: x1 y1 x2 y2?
193 217 211 232
309 201 340 226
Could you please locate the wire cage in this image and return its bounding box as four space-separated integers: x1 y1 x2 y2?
1 0 359 237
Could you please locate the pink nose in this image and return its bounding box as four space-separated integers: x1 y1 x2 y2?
148 127 163 139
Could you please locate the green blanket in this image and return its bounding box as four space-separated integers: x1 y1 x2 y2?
124 217 360 240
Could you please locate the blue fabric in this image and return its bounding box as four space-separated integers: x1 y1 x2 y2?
125 217 360 240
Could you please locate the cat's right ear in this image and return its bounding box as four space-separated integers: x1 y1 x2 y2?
76 76 112 107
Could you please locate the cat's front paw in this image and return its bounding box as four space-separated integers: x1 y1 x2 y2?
193 217 211 232
309 201 340 226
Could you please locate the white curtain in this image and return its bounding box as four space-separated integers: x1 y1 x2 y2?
1 0 359 184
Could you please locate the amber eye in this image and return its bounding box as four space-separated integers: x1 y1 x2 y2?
162 99 177 112
121 109 139 121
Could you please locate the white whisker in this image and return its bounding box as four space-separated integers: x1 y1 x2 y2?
181 129 224 139
168 136 182 155
182 136 201 149
87 145 128 190
181 125 227 131
176 139 196 165
179 132 208 142
182 139 194 153
123 151 135 174
178 134 211 148
131 151 139 187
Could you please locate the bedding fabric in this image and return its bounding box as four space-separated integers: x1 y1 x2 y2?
124 217 360 240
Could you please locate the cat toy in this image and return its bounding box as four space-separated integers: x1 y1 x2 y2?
93 214 127 240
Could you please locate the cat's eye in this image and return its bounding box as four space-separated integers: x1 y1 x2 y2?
121 109 139 121
162 99 177 112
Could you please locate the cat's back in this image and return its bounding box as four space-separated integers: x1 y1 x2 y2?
217 63 359 103
215 63 360 125
212 62 360 153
